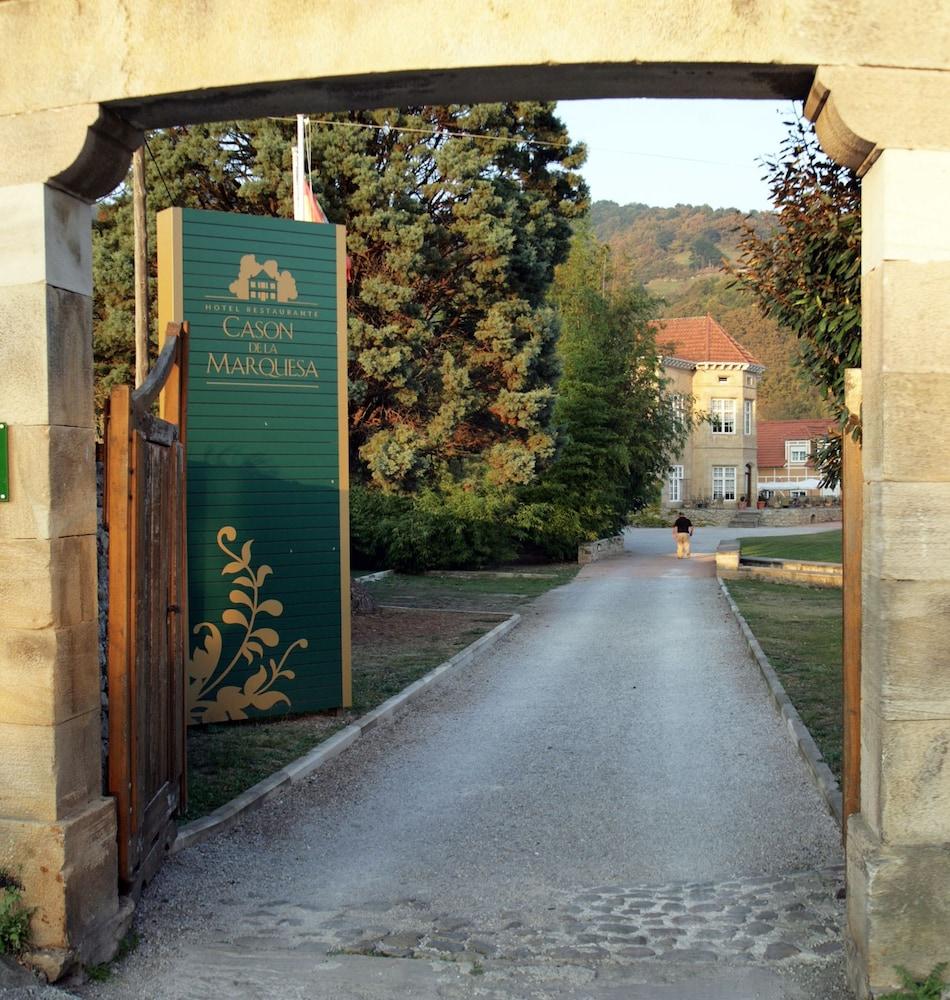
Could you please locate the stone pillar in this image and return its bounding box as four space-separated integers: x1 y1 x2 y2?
0 107 137 979
808 67 950 998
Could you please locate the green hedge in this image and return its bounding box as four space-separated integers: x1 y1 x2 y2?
350 484 600 571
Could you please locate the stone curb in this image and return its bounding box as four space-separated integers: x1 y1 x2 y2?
354 569 393 582
172 612 522 854
577 534 625 565
717 578 843 829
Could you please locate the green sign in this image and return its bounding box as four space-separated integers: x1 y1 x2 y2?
158 208 350 725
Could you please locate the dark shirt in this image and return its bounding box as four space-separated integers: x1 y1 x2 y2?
674 516 692 534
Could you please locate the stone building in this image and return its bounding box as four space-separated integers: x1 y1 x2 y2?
657 315 763 508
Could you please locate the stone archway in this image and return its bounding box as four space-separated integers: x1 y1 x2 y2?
1 3 948 994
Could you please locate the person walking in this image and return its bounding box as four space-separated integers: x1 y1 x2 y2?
672 512 694 559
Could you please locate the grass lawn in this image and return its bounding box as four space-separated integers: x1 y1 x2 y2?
182 566 578 822
725 579 843 780
739 529 842 564
362 566 580 613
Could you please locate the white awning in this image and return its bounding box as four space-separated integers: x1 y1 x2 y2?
759 479 840 494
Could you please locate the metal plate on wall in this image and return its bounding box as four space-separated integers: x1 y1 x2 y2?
0 423 7 501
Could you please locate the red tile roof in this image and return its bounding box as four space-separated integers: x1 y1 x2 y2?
757 419 837 468
654 315 763 367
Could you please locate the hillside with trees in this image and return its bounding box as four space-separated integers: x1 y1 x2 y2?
588 201 834 422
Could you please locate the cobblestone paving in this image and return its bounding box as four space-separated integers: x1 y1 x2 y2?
307 865 845 969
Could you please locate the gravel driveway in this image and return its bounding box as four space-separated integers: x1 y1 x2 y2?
74 525 851 1000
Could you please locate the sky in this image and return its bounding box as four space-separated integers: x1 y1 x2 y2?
555 99 802 213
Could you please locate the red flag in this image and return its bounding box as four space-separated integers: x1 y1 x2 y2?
303 178 353 284
303 181 329 224
305 180 352 283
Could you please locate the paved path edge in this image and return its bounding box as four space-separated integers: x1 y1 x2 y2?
172 612 522 855
718 578 843 829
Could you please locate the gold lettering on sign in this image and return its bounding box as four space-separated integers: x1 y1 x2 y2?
204 303 319 319
222 317 295 340
207 352 319 380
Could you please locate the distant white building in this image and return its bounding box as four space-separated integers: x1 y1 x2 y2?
757 419 839 499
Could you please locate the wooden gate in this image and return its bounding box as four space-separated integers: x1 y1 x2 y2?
104 322 189 894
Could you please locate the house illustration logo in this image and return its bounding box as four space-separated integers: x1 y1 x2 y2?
228 254 298 303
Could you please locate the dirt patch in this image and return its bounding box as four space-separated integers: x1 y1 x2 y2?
353 606 503 655
350 607 505 714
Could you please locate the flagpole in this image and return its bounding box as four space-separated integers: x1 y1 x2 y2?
293 114 307 221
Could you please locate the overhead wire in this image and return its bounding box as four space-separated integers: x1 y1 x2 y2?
269 114 757 169
143 134 176 204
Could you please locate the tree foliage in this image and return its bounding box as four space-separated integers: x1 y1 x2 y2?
93 107 588 492
522 228 691 543
729 116 861 481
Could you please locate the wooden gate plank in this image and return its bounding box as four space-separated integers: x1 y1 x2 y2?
105 387 134 882
169 442 187 811
842 369 863 837
129 430 146 872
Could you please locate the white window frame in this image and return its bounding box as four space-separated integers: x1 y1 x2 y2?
712 466 737 501
710 398 736 434
668 465 684 502
787 440 809 464
744 399 753 436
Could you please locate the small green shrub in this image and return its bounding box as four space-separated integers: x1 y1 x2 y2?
509 500 588 561
0 871 32 955
879 963 948 1000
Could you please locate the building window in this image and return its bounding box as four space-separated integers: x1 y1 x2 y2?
718 376 728 383
788 440 809 464
671 393 686 420
744 399 753 436
668 465 683 502
710 398 736 434
712 466 737 501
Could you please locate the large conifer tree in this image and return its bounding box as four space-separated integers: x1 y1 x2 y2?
93 106 588 491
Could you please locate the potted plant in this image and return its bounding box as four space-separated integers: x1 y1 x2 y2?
757 493 767 509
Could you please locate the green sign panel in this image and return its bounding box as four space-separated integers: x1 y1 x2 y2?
158 208 350 725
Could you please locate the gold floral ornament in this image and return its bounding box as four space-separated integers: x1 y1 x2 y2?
188 526 308 724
